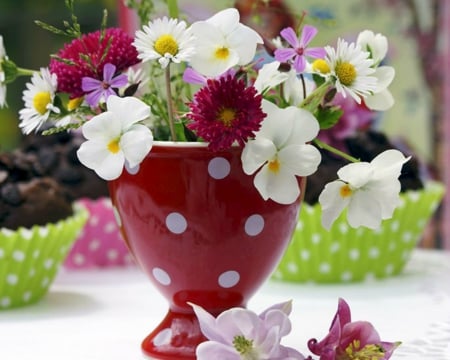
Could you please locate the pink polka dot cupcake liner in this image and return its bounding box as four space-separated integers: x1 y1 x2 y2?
273 181 445 283
0 205 88 309
64 197 134 269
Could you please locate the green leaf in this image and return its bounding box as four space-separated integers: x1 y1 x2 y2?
316 105 343 130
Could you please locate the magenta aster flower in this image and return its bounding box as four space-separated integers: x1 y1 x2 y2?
187 75 266 151
308 298 400 360
274 25 326 73
49 28 139 98
82 63 128 107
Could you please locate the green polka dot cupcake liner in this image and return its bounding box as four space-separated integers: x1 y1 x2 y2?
273 181 445 283
0 205 88 309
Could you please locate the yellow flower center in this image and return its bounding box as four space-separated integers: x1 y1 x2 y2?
268 158 280 173
233 335 254 356
67 97 83 111
215 46 230 60
218 107 236 127
107 138 121 154
340 184 353 198
335 62 357 86
154 34 179 56
312 59 330 74
343 340 386 360
33 91 51 115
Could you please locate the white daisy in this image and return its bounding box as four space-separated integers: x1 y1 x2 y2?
325 38 377 104
77 96 153 181
0 35 7 108
133 17 196 68
18 67 59 134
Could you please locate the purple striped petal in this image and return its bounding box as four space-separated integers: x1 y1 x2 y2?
274 48 295 63
280 27 299 48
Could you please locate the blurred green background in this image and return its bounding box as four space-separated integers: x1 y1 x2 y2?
0 0 117 150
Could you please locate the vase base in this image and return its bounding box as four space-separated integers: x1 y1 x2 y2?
141 309 206 360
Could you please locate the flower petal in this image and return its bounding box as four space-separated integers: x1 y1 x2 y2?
106 95 151 129
241 138 277 175
254 165 300 204
196 341 239 360
319 180 351 230
120 124 153 168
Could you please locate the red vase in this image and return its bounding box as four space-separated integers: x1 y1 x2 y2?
108 142 303 359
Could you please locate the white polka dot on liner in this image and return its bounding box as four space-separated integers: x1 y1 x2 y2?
165 212 187 234
218 270 240 288
107 249 119 261
0 248 3 259
103 222 117 234
44 259 54 269
208 157 231 179
73 253 86 265
244 214 264 236
6 274 18 285
23 291 32 302
1 297 11 308
12 250 25 262
89 216 99 226
153 268 171 286
88 239 101 251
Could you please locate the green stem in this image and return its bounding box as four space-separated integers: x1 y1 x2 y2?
164 65 177 141
314 138 360 163
17 68 36 77
299 81 331 112
166 0 179 18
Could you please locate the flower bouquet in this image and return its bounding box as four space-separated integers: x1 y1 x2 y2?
0 0 406 358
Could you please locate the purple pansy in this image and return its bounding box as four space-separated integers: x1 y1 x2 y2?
274 25 326 73
82 63 128 107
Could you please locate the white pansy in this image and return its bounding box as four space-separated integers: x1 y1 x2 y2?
357 30 395 111
134 17 196 68
357 30 388 66
325 38 377 104
283 69 316 107
77 96 153 181
189 8 263 77
253 61 289 94
242 100 321 204
319 149 409 230
18 67 59 134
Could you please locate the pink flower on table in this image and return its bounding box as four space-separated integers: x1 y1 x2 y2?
274 25 326 73
82 63 128 107
190 300 305 360
307 298 400 360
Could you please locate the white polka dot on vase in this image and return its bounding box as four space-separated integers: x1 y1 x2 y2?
390 221 400 232
296 221 304 231
300 250 310 260
311 233 321 244
12 250 25 262
0 248 4 259
218 270 240 288
153 328 173 347
244 214 264 236
208 157 230 179
385 264 394 275
330 242 340 253
29 268 36 277
113 206 122 228
6 274 18 285
33 250 40 259
153 268 171 286
402 232 413 243
165 212 187 234
339 222 349 234
287 262 298 274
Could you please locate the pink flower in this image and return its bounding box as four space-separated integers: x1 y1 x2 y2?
187 75 266 151
82 63 128 107
191 301 305 360
274 25 326 73
50 28 139 98
307 298 400 360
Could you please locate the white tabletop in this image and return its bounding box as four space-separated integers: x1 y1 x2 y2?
0 249 449 360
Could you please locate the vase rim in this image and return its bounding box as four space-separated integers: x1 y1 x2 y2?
153 141 209 148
